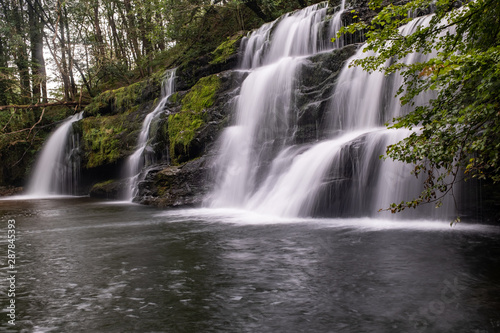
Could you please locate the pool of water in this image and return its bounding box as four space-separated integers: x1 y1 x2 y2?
0 197 499 332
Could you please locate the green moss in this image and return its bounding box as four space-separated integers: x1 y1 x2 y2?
168 75 220 163
84 70 165 116
82 115 126 168
181 75 221 113
92 179 115 188
210 33 244 65
169 92 181 104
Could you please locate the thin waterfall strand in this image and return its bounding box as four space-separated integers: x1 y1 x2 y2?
126 69 176 201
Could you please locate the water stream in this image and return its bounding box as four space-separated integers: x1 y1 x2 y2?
125 69 176 201
208 6 453 219
25 112 83 197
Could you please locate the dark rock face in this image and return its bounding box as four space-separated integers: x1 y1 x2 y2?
136 157 211 207
295 44 359 143
134 70 245 207
176 36 245 92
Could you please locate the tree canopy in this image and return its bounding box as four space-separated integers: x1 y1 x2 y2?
0 0 322 107
339 0 500 216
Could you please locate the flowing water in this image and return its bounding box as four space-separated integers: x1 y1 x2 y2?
25 112 83 197
0 198 499 332
125 69 176 201
4 4 498 333
208 7 455 220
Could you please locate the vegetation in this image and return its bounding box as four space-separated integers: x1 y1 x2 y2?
339 0 500 216
168 74 220 163
0 0 322 104
210 33 245 65
81 115 126 168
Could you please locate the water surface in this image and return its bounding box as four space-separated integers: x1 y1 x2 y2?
1 198 499 332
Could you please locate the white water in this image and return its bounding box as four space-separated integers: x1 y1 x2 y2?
125 69 176 201
26 112 83 196
208 5 454 219
240 2 344 69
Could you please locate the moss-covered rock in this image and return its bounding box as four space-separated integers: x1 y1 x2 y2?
210 33 245 65
89 179 127 199
81 115 128 168
84 71 164 117
168 74 221 164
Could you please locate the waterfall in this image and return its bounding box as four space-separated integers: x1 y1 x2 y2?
125 68 176 201
240 1 343 69
208 3 455 219
26 112 83 196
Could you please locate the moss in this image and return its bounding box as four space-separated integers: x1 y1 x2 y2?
210 33 244 65
92 179 115 188
169 92 181 104
168 74 221 163
82 115 126 168
84 70 165 116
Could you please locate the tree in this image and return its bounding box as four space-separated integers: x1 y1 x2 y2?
339 0 500 216
28 0 47 103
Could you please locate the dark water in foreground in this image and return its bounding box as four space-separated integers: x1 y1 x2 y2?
0 197 499 332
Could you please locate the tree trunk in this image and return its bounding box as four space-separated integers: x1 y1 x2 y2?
123 0 143 76
56 0 70 101
107 2 127 68
28 0 46 103
13 0 31 104
92 0 105 63
64 5 77 99
242 0 269 22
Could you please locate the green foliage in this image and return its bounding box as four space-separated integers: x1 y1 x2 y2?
82 115 126 168
341 0 500 213
0 107 70 186
168 75 220 163
210 33 244 65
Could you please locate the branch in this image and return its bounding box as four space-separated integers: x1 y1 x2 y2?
0 101 85 111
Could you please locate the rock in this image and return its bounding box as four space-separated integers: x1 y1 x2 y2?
295 44 359 143
136 157 211 207
0 186 23 197
89 179 128 200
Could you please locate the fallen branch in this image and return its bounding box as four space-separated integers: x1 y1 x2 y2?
0 101 86 111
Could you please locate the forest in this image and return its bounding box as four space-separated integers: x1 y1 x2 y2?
0 0 317 105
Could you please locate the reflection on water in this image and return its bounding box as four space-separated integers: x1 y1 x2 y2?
0 198 499 332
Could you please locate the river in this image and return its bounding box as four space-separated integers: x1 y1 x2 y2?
1 197 499 332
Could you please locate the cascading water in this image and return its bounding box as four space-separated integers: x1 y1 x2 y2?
26 112 83 196
208 4 455 219
125 68 176 201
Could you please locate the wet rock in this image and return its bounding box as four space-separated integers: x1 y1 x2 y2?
89 179 128 200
